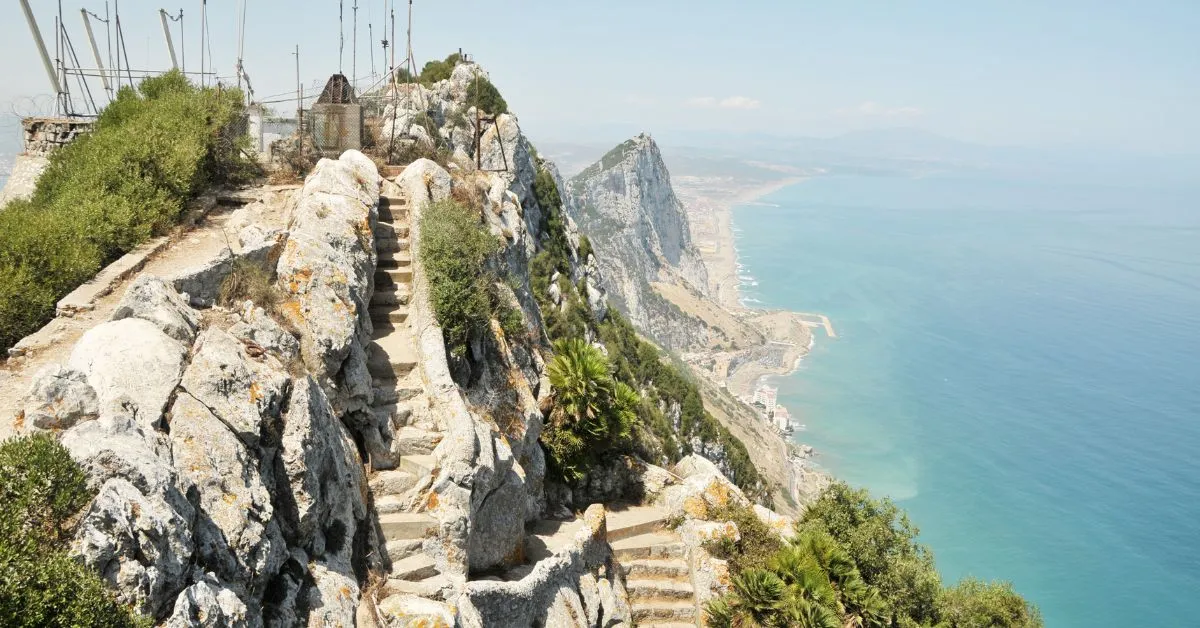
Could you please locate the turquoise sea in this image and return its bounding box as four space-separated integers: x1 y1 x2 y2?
733 173 1200 626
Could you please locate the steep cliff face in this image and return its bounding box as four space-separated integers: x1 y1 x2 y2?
566 134 712 351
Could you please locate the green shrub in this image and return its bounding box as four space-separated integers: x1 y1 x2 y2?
0 70 253 354
800 482 942 624
939 578 1044 628
419 199 500 358
577 235 593 261
418 52 463 86
0 434 91 545
542 338 639 480
0 435 148 627
594 310 767 497
701 500 783 575
465 76 508 115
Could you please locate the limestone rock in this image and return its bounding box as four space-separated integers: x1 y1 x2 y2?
277 376 365 552
172 248 235 308
304 562 359 628
171 392 286 595
67 318 187 431
110 275 201 344
275 152 378 399
564 133 711 351
72 477 194 618
21 365 98 431
377 594 456 627
179 328 290 446
166 577 258 628
396 158 451 207
228 302 302 365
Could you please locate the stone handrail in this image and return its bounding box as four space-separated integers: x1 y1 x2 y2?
457 505 612 627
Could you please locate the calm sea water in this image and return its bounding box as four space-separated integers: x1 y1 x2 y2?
734 174 1200 626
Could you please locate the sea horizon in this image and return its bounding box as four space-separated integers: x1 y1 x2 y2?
731 170 1200 626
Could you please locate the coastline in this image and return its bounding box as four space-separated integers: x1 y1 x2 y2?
704 176 806 312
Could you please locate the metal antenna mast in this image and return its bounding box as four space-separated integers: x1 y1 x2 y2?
81 9 112 97
199 0 206 86
158 9 179 69
352 1 358 85
338 0 344 73
19 0 64 110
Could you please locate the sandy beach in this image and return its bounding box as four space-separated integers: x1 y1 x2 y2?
676 175 805 312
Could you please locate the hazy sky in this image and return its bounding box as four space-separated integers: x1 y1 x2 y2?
2 1 1197 154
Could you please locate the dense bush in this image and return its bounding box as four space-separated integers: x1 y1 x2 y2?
705 482 1042 628
465 76 508 116
542 338 638 480
792 482 1042 628
418 52 462 86
700 500 784 576
418 199 501 359
0 435 148 627
939 578 1044 628
596 310 766 498
801 482 942 623
0 70 252 353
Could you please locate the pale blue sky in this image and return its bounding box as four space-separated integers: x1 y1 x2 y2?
2 1 1198 154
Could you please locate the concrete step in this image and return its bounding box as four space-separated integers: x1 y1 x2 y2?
374 267 413 288
383 574 452 601
370 306 409 325
370 285 411 307
376 220 409 239
390 553 438 581
370 470 418 497
607 507 670 542
380 194 408 208
621 558 691 581
372 402 413 429
376 236 410 254
626 579 695 601
394 426 442 456
366 335 417 379
379 512 437 542
378 252 412 270
372 384 421 406
400 454 435 477
386 538 423 563
611 532 686 561
631 600 697 623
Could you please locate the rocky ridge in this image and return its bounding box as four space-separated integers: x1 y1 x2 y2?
566 134 712 352
9 58 824 627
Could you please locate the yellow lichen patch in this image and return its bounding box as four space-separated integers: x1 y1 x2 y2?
12 410 24 431
282 299 305 324
425 491 440 511
249 381 263 404
222 493 239 506
703 480 734 509
684 495 710 520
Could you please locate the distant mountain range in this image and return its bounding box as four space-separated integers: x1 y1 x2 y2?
541 127 1200 188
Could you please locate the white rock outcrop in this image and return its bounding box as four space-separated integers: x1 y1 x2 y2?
565 133 711 351
20 150 382 625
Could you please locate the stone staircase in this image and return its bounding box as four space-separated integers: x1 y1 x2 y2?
608 507 702 628
520 505 703 626
365 190 451 602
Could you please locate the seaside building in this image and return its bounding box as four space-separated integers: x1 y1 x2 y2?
774 405 792 433
752 384 778 412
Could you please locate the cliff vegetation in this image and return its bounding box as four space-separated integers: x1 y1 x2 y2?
704 482 1043 628
0 71 254 353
